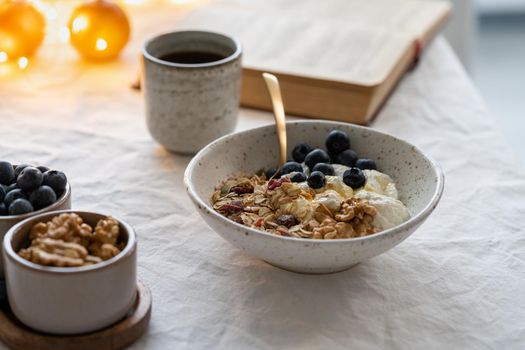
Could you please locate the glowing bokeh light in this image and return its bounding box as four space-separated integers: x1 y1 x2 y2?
59 26 70 43
72 16 89 34
96 38 108 51
18 57 29 69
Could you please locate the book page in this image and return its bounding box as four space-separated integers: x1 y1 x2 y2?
175 0 449 85
212 0 450 40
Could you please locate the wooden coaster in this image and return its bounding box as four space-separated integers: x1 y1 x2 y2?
0 280 152 350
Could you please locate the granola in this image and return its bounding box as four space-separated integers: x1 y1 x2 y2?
210 130 412 239
211 173 381 239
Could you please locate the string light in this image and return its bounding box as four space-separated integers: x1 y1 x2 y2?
68 0 131 61
0 1 46 60
96 38 108 51
71 16 89 34
0 52 8 63
17 57 29 70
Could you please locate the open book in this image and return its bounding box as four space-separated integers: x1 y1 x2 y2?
176 0 451 124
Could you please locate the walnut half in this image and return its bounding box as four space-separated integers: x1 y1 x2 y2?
18 214 123 267
19 238 88 267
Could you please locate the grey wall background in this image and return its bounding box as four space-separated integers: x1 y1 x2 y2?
430 0 525 163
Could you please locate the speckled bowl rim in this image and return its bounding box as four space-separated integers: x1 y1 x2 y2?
3 210 136 275
0 183 71 221
142 30 242 69
184 120 445 244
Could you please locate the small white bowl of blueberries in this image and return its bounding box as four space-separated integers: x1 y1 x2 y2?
0 161 71 277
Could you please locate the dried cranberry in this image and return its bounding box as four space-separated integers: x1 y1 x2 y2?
254 217 264 227
230 184 254 194
268 179 280 190
219 200 243 214
276 214 298 228
268 177 290 190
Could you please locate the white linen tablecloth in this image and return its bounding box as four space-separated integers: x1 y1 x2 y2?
1 4 524 349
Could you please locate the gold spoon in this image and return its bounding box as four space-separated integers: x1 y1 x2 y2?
262 73 287 177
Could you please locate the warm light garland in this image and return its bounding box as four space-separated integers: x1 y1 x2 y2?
0 0 198 72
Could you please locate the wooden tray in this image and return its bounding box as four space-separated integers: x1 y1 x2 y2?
0 280 151 350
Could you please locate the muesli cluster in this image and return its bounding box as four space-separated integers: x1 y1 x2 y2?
18 213 123 267
212 174 379 239
211 130 411 239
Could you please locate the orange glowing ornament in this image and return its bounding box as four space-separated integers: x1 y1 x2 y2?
0 0 46 61
68 0 130 61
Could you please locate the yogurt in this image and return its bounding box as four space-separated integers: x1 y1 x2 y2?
288 164 410 230
354 190 410 230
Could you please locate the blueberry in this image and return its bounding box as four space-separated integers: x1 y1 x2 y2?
4 189 27 208
281 162 303 176
29 185 57 210
0 186 4 203
304 149 330 170
335 149 358 167
17 167 43 192
265 167 280 180
0 202 6 215
307 171 326 189
355 158 377 170
5 183 18 193
290 172 307 183
291 143 313 163
343 168 366 189
14 164 31 178
42 170 67 196
0 161 15 185
37 166 50 173
312 163 335 176
8 198 34 215
326 130 350 155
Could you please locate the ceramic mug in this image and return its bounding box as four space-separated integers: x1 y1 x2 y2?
142 30 242 154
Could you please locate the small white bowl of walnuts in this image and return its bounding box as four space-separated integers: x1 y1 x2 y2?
2 210 137 335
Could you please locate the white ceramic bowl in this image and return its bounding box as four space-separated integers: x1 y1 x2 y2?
185 120 444 274
0 183 71 278
3 210 137 335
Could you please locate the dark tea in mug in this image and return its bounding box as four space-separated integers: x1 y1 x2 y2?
158 51 226 64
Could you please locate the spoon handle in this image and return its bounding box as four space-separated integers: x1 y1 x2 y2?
262 73 287 167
